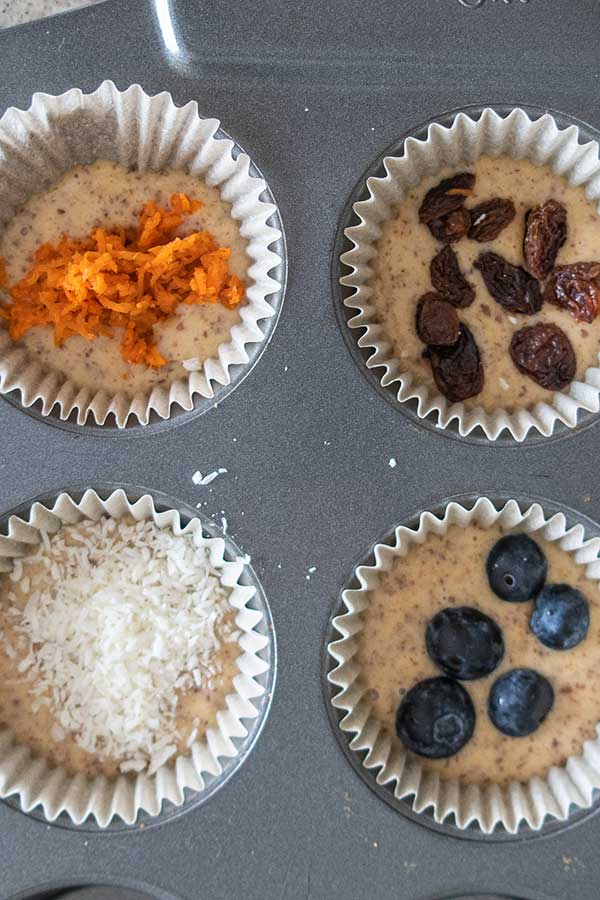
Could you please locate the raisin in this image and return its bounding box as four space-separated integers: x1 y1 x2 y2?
427 206 471 243
419 173 475 243
468 198 516 242
509 323 576 391
524 200 567 280
430 245 475 308
415 293 460 346
424 324 484 402
474 252 542 315
543 262 600 324
419 173 475 224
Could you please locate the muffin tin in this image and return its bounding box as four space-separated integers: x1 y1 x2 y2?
2 0 600 898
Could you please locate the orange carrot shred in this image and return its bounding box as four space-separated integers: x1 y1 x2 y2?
0 193 245 368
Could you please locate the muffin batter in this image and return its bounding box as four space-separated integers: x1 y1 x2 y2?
371 156 600 411
0 518 241 779
357 524 600 785
0 161 248 396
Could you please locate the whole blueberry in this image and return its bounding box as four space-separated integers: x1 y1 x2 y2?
426 606 504 680
530 583 590 650
395 676 475 758
488 668 554 737
486 533 547 602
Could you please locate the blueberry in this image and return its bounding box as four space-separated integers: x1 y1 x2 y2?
426 606 504 680
486 533 547 602
395 676 475 758
530 583 590 650
488 668 554 737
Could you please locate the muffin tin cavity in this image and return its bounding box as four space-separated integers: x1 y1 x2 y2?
324 495 600 837
0 485 276 830
0 81 287 432
334 105 600 443
12 889 171 900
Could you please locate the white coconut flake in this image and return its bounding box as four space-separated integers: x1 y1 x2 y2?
192 471 203 485
508 316 518 325
8 517 234 772
389 458 397 468
148 744 177 776
182 357 202 372
199 468 228 486
120 758 147 774
499 377 510 391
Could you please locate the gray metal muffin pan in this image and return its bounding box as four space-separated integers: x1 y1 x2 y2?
1 0 600 898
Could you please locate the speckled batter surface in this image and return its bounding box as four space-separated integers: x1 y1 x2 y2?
0 161 248 397
371 156 600 412
357 523 600 786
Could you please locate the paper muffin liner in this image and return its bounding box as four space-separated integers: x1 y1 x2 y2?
340 107 600 441
0 80 283 427
0 488 271 826
327 496 600 834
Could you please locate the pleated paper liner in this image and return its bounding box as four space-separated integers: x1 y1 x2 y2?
0 81 285 428
339 106 600 441
0 487 275 828
326 496 600 835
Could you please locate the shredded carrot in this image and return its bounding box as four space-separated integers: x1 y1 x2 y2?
0 193 245 368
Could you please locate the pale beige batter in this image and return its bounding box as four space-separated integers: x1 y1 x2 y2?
0 522 240 779
358 524 600 786
0 161 249 396
371 157 600 411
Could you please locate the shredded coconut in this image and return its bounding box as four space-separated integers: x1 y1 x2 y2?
198 468 227 486
498 377 510 391
9 517 233 773
389 458 397 468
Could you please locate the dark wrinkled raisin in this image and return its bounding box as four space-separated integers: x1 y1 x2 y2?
427 206 471 243
430 245 475 308
415 293 460 346
419 173 475 243
424 324 484 402
474 252 542 315
468 198 516 242
544 262 600 324
509 323 576 390
419 173 475 224
524 200 567 280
